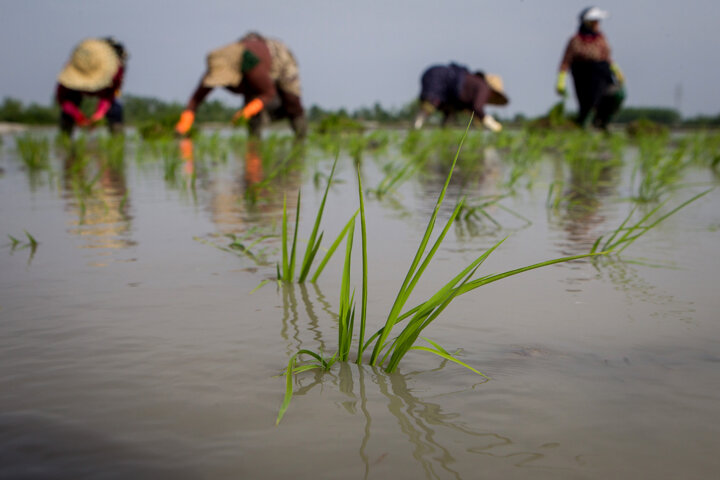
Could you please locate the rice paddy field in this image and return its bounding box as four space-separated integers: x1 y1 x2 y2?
1 126 720 479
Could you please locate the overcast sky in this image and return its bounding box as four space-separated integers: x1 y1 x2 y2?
2 0 719 118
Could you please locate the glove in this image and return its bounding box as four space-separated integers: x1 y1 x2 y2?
232 98 265 124
175 110 195 135
611 63 625 85
413 111 428 130
556 71 567 96
482 114 502 133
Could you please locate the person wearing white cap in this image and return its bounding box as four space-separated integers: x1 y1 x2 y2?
556 7 625 129
56 37 127 136
413 63 509 132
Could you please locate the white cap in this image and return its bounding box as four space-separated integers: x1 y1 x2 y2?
580 7 609 22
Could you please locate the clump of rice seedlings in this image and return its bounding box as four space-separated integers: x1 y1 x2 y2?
97 135 126 170
632 136 691 203
16 134 50 171
194 132 230 164
685 132 720 172
455 195 532 232
592 188 712 255
245 139 306 204
161 143 183 184
369 154 426 198
277 120 608 424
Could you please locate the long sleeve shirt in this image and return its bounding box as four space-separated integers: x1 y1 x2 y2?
559 33 612 71
457 74 492 119
56 66 124 122
189 37 279 111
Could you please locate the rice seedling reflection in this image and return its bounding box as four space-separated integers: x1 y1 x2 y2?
7 231 39 265
286 362 566 478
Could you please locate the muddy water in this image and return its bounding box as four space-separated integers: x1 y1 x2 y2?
1 130 719 479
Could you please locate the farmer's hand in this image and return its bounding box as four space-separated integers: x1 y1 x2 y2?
482 114 502 133
86 113 105 130
231 109 247 126
175 110 195 136
232 98 265 126
556 71 567 96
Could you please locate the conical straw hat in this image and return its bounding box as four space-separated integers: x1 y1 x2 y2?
485 74 509 106
57 38 119 92
202 42 245 88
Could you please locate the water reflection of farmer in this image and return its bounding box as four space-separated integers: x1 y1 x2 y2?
62 150 134 252
413 63 509 132
556 7 625 130
56 37 127 136
175 32 307 139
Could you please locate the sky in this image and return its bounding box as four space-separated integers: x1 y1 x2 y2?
2 0 719 118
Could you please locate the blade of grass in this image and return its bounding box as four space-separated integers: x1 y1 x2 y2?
411 337 489 378
355 164 369 363
311 211 359 283
298 154 339 282
370 116 473 366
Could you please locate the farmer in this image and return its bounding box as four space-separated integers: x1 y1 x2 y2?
175 32 307 139
413 63 509 132
556 6 625 129
56 37 127 136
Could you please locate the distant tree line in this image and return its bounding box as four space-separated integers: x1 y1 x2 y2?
2 95 719 128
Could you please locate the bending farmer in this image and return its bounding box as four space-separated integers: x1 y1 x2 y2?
56 37 127 136
413 63 509 132
176 32 307 139
556 6 625 129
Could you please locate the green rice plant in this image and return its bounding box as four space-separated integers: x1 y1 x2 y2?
276 155 353 283
16 134 50 171
632 135 690 203
460 195 531 226
244 139 306 205
277 120 609 424
194 132 230 163
592 188 713 255
97 135 126 170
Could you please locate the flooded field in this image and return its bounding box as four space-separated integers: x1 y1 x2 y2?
1 127 720 479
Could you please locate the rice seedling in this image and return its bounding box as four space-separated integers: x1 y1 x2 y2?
276 120 609 424
632 136 691 203
194 229 273 266
16 134 50 171
455 195 532 231
194 132 230 164
591 188 713 255
97 135 126 170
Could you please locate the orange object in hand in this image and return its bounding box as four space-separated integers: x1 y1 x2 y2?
175 110 195 135
234 98 264 122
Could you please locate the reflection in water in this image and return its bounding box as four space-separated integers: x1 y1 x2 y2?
200 138 301 237
290 355 569 479
62 140 135 261
280 283 333 356
553 154 620 255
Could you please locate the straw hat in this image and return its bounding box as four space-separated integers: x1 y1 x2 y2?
57 38 119 92
484 74 509 106
202 42 245 88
